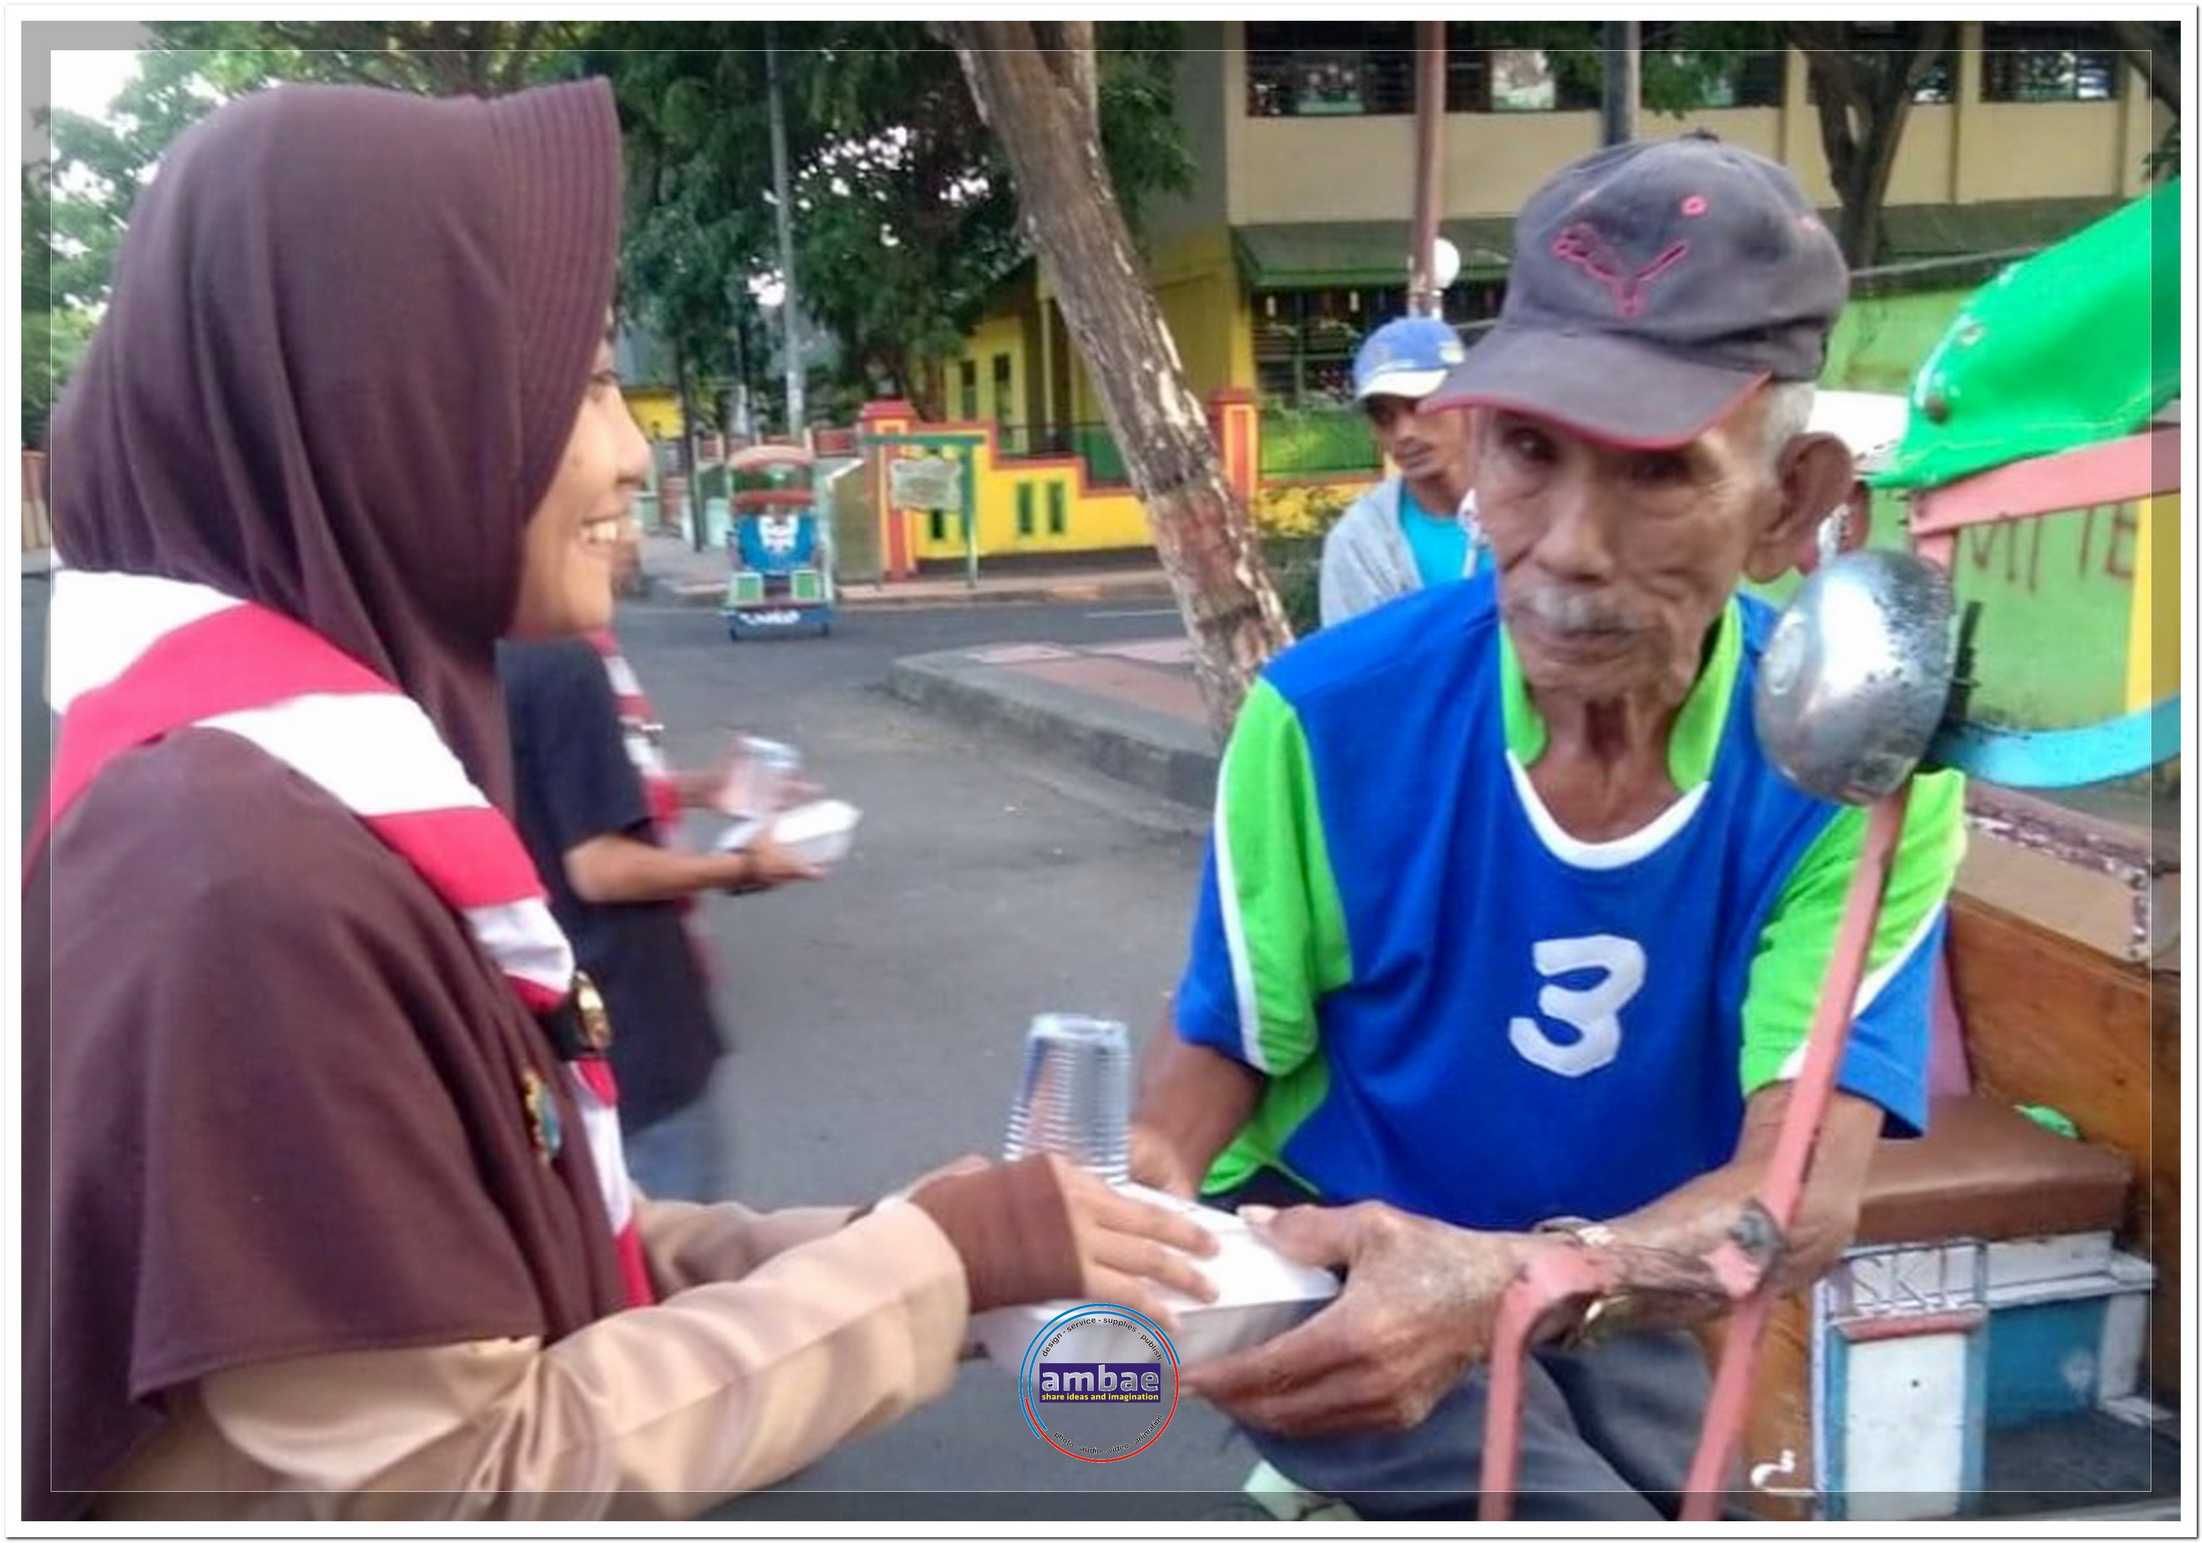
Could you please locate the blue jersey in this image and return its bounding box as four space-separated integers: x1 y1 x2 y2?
1175 577 1963 1229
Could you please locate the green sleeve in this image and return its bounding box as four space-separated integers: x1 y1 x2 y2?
1739 769 1967 1095
1208 678 1353 1077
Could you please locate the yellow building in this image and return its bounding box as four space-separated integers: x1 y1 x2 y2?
945 20 2167 543
612 326 687 442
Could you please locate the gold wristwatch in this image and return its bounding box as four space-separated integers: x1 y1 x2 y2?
1533 1215 1635 1349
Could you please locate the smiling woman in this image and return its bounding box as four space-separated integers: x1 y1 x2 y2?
29 80 1215 1522
507 321 652 640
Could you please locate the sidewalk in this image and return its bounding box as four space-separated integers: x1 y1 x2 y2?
886 634 1221 809
640 533 1177 610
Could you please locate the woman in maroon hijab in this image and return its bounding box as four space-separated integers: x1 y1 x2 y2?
26 78 1213 1519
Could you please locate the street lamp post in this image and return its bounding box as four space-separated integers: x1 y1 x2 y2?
765 26 806 442
1602 20 1641 147
1407 19 1446 318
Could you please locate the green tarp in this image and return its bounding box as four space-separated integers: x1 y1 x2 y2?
1233 218 1517 289
1874 180 2180 491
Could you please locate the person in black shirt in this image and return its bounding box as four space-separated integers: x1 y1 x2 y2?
498 634 817 1201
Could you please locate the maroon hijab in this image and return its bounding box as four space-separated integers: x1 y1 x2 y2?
28 79 628 1516
49 78 620 804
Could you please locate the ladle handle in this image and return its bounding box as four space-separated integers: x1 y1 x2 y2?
1678 784 1911 1516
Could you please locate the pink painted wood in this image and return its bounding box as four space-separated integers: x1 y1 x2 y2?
1476 1245 1617 1521
1909 425 2176 537
1677 785 1911 1518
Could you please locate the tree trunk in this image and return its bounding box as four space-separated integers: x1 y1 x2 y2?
941 20 1292 739
674 337 705 551
1788 23 1945 268
2110 21 2179 117
1838 92 1912 269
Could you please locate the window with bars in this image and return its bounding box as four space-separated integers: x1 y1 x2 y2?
991 353 1013 426
1246 22 1602 117
958 359 978 421
1982 22 2123 103
1252 283 1504 408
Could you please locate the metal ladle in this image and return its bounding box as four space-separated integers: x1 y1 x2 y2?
1752 550 1959 805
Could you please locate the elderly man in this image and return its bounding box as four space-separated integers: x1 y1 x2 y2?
1318 315 1480 625
1131 134 1965 1520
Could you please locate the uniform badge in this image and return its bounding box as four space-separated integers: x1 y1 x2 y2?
521 1066 562 1162
573 971 615 1053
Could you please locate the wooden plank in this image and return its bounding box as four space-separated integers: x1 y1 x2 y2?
1910 426 2178 535
1944 893 2177 1398
2148 970 2179 1401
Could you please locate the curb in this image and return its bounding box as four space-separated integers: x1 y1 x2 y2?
645 575 1176 612
887 649 1220 810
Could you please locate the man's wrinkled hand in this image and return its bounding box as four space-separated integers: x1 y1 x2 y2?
1181 1202 1528 1438
1126 1123 1199 1199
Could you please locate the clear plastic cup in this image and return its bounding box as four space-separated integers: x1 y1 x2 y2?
717 734 803 819
1003 1014 1131 1184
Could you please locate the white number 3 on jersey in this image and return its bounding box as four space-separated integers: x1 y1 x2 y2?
1508 935 1646 1077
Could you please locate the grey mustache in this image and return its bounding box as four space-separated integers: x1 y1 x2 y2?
1518 590 1640 635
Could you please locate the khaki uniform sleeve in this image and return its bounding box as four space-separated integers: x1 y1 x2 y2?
632 1195 857 1294
97 1203 968 1521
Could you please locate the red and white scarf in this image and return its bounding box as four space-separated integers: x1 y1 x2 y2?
587 629 684 840
45 569 656 1310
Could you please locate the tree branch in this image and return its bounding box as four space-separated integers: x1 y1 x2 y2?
2110 20 2180 118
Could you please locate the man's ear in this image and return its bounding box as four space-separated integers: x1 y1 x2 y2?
1746 432 1854 583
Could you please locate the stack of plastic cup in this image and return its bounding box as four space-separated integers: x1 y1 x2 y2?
1003 1014 1131 1184
718 734 802 819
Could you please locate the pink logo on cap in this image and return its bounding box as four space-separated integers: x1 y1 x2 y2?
1550 224 1691 319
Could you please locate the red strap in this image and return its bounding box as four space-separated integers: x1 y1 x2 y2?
50 606 388 829
615 1225 657 1308
362 809 544 913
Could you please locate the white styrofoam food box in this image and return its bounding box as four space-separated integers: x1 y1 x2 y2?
971 1183 1340 1369
716 798 862 867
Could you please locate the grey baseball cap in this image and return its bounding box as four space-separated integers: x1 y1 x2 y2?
1427 132 1848 448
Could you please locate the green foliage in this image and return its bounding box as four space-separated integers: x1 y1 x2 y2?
587 21 1190 424
1460 20 1788 118
1262 535 1327 638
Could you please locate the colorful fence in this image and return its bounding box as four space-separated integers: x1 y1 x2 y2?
856 391 1382 576
860 401 1151 572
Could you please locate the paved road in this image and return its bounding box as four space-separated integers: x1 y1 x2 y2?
619 602 1261 1520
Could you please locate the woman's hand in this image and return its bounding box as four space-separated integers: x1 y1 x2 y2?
906 1155 1220 1330
1048 1155 1220 1331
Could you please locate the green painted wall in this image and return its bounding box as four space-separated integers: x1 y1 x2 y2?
1750 287 2149 734
1752 494 2143 733
1822 289 1973 395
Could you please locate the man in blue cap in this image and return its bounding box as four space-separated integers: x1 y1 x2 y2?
1134 133 1968 1518
1317 315 1481 625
